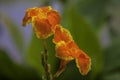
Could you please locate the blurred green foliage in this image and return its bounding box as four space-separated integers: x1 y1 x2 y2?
102 39 120 80
0 0 120 80
0 50 41 80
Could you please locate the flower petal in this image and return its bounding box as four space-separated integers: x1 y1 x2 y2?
55 41 74 61
22 6 61 39
47 10 61 29
53 25 73 44
67 41 81 58
32 17 53 39
22 7 40 26
75 51 91 75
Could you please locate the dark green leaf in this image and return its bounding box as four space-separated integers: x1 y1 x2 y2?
26 34 59 76
25 34 45 76
46 37 59 74
56 61 89 80
0 49 41 80
66 0 108 30
104 38 120 73
103 72 120 80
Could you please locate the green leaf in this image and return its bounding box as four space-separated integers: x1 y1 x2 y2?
61 4 103 80
26 34 59 76
25 34 45 76
46 37 59 74
56 61 89 80
104 38 120 73
0 49 41 80
66 0 108 30
101 38 120 80
103 72 120 80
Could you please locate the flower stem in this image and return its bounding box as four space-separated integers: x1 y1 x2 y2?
41 39 53 80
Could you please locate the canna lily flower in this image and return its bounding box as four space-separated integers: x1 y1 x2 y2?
22 6 91 77
53 25 91 76
22 6 61 39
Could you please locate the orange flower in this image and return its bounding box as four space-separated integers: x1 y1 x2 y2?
53 25 91 76
22 6 61 39
22 6 91 77
53 25 73 44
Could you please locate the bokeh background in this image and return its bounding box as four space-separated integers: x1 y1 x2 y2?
0 0 120 80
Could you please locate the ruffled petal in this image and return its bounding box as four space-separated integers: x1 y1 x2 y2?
32 17 53 39
22 7 40 26
67 41 81 58
47 10 61 30
53 25 73 44
75 51 91 75
55 41 74 61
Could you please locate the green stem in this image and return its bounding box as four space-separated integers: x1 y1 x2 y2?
41 39 53 80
